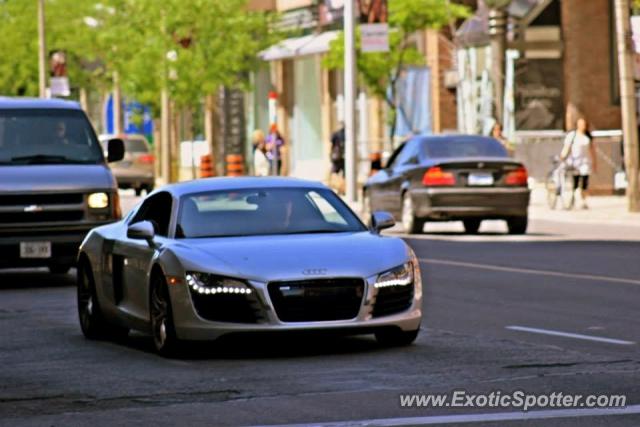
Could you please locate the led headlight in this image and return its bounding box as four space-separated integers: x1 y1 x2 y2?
88 192 109 209
186 272 253 295
374 262 414 289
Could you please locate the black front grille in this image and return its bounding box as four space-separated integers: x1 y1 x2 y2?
189 288 261 323
0 193 84 206
268 278 365 322
372 284 414 318
0 211 84 223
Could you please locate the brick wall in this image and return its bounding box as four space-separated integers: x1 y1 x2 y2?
561 0 621 130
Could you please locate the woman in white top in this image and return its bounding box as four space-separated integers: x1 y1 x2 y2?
561 118 598 209
252 129 270 176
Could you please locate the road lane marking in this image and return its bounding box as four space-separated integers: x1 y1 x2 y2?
506 326 635 346
254 404 640 427
419 258 640 286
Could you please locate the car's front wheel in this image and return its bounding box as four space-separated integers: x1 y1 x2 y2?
77 262 108 339
401 193 424 234
375 328 419 347
150 273 181 357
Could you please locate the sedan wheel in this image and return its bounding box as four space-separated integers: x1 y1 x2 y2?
402 193 424 234
507 216 528 235
463 219 481 234
150 275 180 357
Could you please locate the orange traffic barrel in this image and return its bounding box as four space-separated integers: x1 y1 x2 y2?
199 154 215 178
226 154 244 176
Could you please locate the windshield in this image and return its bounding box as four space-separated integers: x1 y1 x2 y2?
420 137 508 159
0 109 103 165
176 187 367 238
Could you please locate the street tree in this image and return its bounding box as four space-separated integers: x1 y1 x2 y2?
324 0 469 141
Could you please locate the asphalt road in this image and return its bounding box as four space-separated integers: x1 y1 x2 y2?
1 193 639 426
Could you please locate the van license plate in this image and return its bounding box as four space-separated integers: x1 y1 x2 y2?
468 173 494 186
20 241 52 258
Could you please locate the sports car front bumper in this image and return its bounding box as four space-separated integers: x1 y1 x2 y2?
169 274 422 341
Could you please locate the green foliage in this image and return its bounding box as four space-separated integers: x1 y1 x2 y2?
0 0 280 114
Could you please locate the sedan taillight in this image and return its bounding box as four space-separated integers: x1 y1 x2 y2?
137 154 155 164
505 166 528 186
422 167 456 186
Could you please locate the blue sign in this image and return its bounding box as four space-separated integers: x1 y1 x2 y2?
104 95 154 142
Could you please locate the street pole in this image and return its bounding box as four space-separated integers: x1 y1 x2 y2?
161 88 171 184
344 0 357 204
37 0 47 98
614 0 640 212
113 71 123 135
488 8 507 125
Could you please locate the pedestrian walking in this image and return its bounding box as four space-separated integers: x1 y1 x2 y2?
490 122 513 155
266 127 285 175
560 117 597 209
330 123 346 194
252 129 269 177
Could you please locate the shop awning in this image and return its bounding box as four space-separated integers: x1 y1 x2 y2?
259 31 339 61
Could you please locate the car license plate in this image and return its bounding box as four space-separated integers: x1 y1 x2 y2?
468 173 494 186
20 241 51 258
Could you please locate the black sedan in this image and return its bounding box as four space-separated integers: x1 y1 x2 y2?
363 135 530 234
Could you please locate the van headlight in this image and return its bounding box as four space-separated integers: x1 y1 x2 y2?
88 192 109 209
375 262 414 289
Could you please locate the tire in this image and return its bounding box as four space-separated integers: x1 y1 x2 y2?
507 216 528 235
145 184 154 194
375 328 420 347
77 262 109 340
135 187 144 196
49 264 72 275
463 219 481 234
560 173 575 210
150 273 181 357
401 192 424 234
546 174 559 210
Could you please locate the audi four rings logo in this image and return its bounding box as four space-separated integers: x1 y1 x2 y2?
302 268 328 276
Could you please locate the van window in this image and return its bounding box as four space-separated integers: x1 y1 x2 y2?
0 109 103 165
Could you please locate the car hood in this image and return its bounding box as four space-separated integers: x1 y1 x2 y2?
0 164 115 192
170 232 411 282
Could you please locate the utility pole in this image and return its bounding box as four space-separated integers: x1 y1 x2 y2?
488 7 507 124
37 0 47 98
113 71 123 135
614 0 640 211
344 0 357 204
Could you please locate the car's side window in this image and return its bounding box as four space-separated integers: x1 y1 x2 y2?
393 140 420 168
130 192 173 237
386 143 406 170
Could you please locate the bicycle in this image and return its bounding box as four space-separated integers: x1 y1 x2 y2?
546 155 576 210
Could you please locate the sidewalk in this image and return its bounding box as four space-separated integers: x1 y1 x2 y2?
528 185 640 227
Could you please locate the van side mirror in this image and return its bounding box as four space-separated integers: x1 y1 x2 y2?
107 138 125 163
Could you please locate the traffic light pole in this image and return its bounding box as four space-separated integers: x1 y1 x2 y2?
344 0 358 204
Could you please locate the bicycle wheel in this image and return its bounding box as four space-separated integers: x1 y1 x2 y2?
546 173 559 210
560 172 575 210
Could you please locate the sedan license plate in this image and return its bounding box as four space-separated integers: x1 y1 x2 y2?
20 241 51 258
468 173 494 186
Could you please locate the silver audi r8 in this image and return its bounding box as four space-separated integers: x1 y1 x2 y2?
77 177 422 356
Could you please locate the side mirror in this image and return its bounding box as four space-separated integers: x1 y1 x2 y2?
127 220 155 245
370 211 395 233
107 138 125 163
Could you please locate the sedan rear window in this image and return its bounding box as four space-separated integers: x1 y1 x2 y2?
176 187 366 238
125 138 149 152
420 137 508 159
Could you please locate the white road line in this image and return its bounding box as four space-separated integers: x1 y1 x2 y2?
253 404 640 427
506 326 635 345
419 258 640 286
